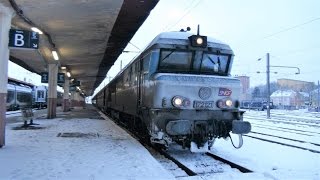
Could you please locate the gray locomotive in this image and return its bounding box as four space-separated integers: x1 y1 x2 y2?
93 30 251 152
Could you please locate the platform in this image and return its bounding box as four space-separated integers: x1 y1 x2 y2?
0 105 174 179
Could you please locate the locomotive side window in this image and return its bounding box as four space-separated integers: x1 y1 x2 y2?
124 69 130 87
131 62 138 86
200 53 230 74
158 50 192 71
142 53 151 79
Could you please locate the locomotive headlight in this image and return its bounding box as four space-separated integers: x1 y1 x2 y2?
188 35 207 48
172 96 183 107
226 99 233 107
196 37 203 45
216 100 225 108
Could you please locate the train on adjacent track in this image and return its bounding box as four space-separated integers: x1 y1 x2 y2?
6 83 33 111
6 83 63 111
92 29 251 152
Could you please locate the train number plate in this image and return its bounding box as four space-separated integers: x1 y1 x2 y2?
193 101 214 108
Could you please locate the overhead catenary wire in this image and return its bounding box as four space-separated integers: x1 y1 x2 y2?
161 0 197 31
236 17 320 48
162 0 203 32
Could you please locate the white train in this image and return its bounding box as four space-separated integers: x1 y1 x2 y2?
93 30 251 152
32 85 63 108
6 83 33 111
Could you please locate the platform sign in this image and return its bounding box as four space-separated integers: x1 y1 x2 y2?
41 72 65 84
41 72 48 83
9 29 39 49
58 73 65 84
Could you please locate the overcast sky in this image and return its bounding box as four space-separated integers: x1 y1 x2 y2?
99 0 320 93
8 0 320 94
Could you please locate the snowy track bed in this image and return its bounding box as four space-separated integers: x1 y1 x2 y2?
157 144 254 178
243 110 320 154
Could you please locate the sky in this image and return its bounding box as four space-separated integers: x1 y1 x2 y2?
7 0 320 96
97 0 320 94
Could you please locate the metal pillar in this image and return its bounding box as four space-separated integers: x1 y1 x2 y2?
266 53 271 119
63 77 70 112
47 63 58 119
0 5 13 148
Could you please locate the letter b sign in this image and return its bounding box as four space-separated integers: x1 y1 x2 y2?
9 29 39 49
14 34 25 47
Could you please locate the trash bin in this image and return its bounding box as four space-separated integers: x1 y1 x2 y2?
20 107 34 127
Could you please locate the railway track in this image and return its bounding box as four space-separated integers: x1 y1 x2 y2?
165 144 253 176
251 122 320 136
250 131 320 147
245 116 320 128
99 110 253 178
244 134 320 154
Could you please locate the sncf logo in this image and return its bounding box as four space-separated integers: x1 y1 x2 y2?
218 88 232 96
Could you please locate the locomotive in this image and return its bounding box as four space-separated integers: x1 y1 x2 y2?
92 30 251 152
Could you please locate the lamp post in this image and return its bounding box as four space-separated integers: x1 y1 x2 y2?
258 53 300 119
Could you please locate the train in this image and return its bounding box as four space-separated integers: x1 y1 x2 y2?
240 100 274 111
92 30 251 152
32 85 63 108
6 83 63 111
7 82 33 111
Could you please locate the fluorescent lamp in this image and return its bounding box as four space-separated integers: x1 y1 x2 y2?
67 72 71 77
31 27 43 34
61 66 66 70
52 51 59 60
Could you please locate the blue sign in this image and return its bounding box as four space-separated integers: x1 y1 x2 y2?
9 29 39 49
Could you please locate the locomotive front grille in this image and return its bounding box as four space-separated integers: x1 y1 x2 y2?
165 120 191 135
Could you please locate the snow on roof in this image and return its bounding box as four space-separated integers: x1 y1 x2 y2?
145 31 231 50
271 90 296 97
299 92 310 98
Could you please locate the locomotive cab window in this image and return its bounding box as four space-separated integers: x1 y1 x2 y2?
158 50 193 72
200 53 230 75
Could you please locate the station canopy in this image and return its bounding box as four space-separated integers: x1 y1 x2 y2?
1 0 159 96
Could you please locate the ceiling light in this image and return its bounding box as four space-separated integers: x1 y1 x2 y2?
31 27 43 34
67 72 71 77
52 51 59 60
61 66 66 70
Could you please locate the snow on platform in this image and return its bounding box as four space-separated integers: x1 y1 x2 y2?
0 105 174 180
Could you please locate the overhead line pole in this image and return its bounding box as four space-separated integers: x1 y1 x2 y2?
266 53 271 119
317 81 320 112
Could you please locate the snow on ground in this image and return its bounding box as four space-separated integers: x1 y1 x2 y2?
211 109 320 180
1 107 320 179
0 109 174 180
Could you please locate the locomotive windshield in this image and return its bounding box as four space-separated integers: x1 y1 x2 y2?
159 50 193 71
158 49 230 75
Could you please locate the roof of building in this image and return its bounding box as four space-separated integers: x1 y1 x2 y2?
271 90 296 97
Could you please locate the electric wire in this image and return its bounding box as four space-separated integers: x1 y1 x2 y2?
163 0 203 32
